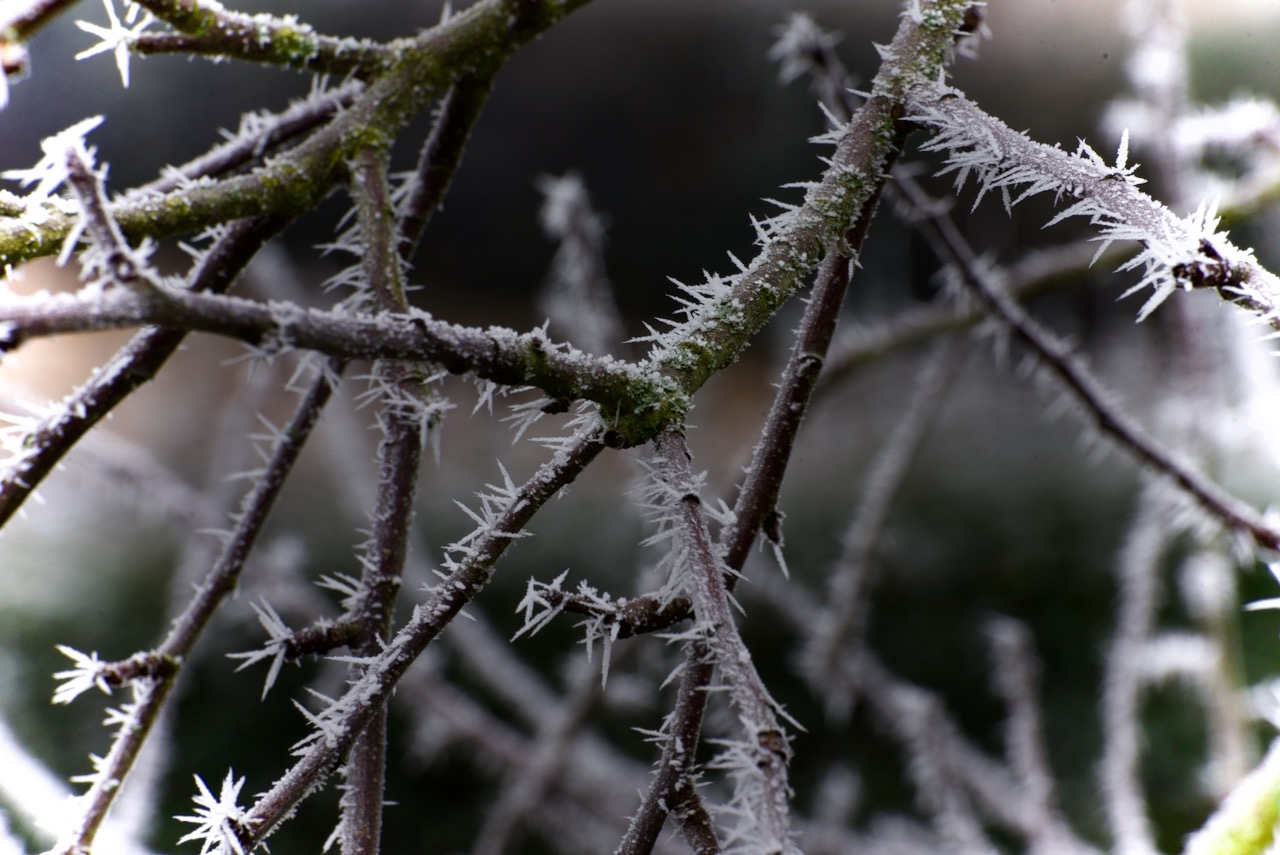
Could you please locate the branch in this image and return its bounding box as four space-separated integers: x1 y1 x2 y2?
336 148 418 855
891 173 1280 552
0 285 673 422
907 85 1280 326
0 0 596 266
632 1 983 415
397 76 495 260
654 428 797 854
135 80 362 197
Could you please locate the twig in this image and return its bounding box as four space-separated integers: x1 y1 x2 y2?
128 0 394 76
336 148 420 855
893 174 1280 552
134 81 362 197
655 428 797 854
398 77 495 260
907 85 1280 326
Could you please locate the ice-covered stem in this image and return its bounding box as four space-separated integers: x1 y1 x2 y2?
232 433 603 852
0 287 669 415
892 173 1280 551
635 1 982 420
655 428 797 854
51 357 338 855
397 77 494 260
1182 738 1280 855
615 651 717 855
0 0 595 266
337 148 419 855
125 0 395 76
0 215 281 528
906 85 1280 326
801 337 959 721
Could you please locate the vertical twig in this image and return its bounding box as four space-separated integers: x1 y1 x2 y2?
337 147 422 855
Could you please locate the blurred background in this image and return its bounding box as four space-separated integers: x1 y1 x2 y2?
2 0 1280 852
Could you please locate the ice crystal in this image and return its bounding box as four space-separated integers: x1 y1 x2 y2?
175 771 250 855
75 0 153 89
51 645 112 705
227 600 294 699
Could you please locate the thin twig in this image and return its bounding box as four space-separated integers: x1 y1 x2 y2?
398 77 494 260
894 173 1280 552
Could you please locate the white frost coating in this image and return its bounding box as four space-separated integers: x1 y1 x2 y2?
908 84 1280 325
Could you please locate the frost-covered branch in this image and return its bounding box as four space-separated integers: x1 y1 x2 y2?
637 1 982 403
397 76 494 260
122 0 393 76
654 428 798 854
0 285 670 421
136 80 362 197
333 148 417 855
0 0 595 266
907 85 1280 326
